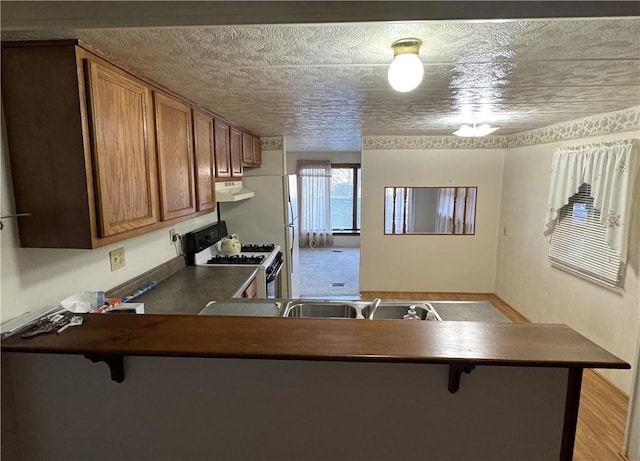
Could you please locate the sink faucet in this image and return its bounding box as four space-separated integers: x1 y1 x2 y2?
368 298 382 320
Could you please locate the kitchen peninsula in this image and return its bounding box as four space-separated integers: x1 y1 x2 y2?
1 307 628 461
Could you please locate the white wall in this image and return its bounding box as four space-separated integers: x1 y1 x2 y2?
360 147 504 293
495 130 640 393
0 113 218 321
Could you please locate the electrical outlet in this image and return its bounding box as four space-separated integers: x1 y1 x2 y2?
169 229 176 244
109 247 126 271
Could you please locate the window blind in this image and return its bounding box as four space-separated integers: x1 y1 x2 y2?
548 183 624 288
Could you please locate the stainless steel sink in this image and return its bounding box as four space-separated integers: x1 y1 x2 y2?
361 303 439 320
283 301 360 319
281 300 441 321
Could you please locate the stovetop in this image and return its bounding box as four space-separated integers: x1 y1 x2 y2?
206 254 266 265
183 221 280 267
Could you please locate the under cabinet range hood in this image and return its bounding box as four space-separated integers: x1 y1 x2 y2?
215 180 255 202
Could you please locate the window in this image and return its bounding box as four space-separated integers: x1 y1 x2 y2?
544 140 638 289
384 186 477 235
549 184 624 287
330 164 361 234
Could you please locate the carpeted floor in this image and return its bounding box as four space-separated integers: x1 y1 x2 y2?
299 247 360 297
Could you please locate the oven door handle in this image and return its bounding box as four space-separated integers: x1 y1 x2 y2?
265 259 284 283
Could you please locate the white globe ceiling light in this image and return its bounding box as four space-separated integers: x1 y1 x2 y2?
387 38 424 93
453 123 500 137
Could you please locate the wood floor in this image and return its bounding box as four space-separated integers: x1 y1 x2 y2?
362 291 630 461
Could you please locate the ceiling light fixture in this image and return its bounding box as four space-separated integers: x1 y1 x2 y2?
387 38 424 93
452 123 500 137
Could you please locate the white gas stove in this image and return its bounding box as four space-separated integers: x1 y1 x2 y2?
184 221 283 298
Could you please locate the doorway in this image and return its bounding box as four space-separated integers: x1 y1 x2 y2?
298 247 360 299
295 160 361 299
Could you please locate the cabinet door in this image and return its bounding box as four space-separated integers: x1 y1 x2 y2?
85 59 159 237
214 119 231 178
242 277 258 298
229 126 244 177
242 131 254 165
154 91 196 220
253 136 262 165
192 109 216 211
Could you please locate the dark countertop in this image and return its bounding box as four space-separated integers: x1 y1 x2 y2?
2 257 628 371
0 314 630 371
132 266 259 315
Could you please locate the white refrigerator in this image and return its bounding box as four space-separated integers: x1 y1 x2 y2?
219 174 300 298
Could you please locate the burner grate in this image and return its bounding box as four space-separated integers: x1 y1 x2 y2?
206 255 265 265
241 243 276 252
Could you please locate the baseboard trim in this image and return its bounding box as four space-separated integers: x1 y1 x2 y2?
490 294 531 323
587 367 630 400
492 295 629 399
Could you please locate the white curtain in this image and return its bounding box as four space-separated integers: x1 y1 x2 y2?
297 160 334 247
464 187 477 234
435 187 455 233
384 187 415 234
405 188 415 232
544 139 639 262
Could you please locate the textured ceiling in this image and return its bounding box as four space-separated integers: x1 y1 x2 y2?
3 12 639 151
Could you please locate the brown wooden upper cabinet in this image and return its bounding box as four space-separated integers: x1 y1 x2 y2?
229 126 244 178
213 121 251 180
154 91 196 220
214 119 231 178
242 131 253 165
1 40 259 248
241 131 262 167
85 59 159 238
1 43 160 248
253 135 263 166
192 109 216 211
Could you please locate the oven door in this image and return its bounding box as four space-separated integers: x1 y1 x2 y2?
266 254 284 299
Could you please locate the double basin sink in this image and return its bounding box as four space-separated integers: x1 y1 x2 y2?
280 300 442 321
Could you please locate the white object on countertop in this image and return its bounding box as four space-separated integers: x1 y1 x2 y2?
60 291 104 313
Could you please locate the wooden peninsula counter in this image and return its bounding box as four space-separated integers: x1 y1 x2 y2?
1 313 629 461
